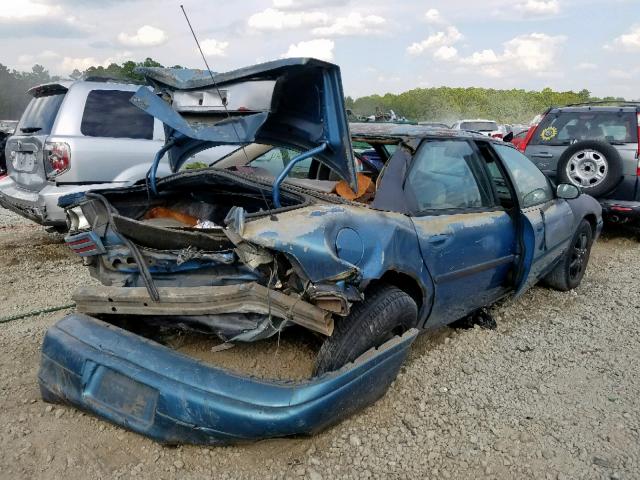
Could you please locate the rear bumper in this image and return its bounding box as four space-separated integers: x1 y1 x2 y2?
39 314 418 445
600 199 640 224
0 175 49 224
0 177 127 227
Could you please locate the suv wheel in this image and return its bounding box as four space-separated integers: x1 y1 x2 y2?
557 140 623 197
314 284 417 375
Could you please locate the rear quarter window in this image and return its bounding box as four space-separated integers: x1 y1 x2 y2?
81 90 154 140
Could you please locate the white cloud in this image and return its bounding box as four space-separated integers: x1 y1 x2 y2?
433 46 458 61
60 51 133 73
424 9 445 25
0 0 60 19
459 33 566 78
516 0 560 16
281 38 334 61
609 69 633 80
504 33 565 71
60 56 101 72
576 62 597 70
117 25 167 47
461 49 501 66
273 0 349 10
200 39 229 57
18 50 60 65
312 12 385 36
613 25 640 51
407 26 462 55
248 8 328 31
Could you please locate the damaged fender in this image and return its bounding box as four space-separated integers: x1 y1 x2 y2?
39 314 418 445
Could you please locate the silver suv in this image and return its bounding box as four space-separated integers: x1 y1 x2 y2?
0 79 176 230
522 103 640 226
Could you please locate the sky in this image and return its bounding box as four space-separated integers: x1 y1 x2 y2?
0 0 639 99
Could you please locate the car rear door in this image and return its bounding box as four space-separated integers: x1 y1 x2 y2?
5 86 67 191
406 138 517 327
492 143 575 295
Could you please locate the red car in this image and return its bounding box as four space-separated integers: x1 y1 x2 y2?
510 126 536 151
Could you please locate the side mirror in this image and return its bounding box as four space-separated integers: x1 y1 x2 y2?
503 132 514 143
557 183 580 199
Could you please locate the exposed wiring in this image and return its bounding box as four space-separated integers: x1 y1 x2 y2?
0 303 75 324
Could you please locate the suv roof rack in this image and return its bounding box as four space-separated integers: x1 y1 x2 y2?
560 100 640 108
82 75 145 85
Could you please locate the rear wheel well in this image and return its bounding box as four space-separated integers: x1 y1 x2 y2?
370 271 424 311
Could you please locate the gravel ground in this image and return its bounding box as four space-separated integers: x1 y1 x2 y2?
0 207 639 480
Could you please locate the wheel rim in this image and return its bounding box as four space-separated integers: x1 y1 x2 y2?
568 231 589 280
565 149 608 189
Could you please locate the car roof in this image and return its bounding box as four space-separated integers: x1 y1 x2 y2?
549 105 639 113
349 122 491 141
27 79 143 97
457 118 498 123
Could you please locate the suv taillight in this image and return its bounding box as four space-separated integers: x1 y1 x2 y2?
44 142 70 178
518 124 538 152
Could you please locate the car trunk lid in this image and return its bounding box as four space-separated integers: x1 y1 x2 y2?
131 58 357 191
7 83 67 191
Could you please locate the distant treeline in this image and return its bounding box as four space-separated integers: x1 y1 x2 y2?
346 87 628 125
0 60 629 124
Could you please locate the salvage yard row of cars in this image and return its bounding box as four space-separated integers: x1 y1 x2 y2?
4 57 639 445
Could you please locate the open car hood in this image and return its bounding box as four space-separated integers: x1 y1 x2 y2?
132 58 357 190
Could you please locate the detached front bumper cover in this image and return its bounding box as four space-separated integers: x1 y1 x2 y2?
38 314 418 445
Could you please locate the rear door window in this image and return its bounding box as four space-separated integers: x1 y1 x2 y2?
405 139 493 212
81 90 154 140
17 93 65 135
531 111 638 145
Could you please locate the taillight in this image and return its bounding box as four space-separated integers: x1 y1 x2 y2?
491 133 504 139
44 142 70 178
64 230 105 256
518 125 538 152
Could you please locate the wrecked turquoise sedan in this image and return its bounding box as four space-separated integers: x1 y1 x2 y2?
40 58 602 445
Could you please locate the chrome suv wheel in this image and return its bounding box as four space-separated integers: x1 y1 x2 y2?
565 149 608 188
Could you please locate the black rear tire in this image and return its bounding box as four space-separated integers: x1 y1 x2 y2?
543 219 593 291
314 284 417 375
556 140 623 198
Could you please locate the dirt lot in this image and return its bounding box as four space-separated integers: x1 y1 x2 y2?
0 208 639 480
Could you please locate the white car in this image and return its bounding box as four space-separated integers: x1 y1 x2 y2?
451 119 507 139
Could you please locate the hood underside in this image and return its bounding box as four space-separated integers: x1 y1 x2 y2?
132 58 357 190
